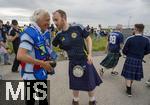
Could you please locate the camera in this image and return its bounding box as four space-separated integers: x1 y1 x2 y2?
48 60 57 75
49 60 56 68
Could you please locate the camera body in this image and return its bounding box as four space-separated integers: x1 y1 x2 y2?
49 60 56 68
47 51 58 75
47 60 57 75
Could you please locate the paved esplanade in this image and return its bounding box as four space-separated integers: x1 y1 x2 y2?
0 54 150 105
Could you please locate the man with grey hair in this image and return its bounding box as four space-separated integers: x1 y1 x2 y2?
17 9 53 105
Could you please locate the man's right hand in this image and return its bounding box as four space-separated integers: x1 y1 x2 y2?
40 61 53 72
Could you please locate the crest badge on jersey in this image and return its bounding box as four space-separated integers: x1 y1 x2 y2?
61 37 65 41
71 32 77 38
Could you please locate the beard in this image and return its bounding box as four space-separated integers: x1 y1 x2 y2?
57 25 62 30
57 23 64 30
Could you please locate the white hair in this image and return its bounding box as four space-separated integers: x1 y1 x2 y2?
30 9 49 22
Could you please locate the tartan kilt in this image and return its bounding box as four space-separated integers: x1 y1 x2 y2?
100 52 120 69
121 57 143 81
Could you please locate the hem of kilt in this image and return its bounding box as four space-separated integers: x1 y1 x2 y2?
69 81 102 91
69 85 98 91
69 78 102 91
100 64 117 69
121 74 143 81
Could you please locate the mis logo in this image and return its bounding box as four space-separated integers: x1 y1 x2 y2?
0 80 50 105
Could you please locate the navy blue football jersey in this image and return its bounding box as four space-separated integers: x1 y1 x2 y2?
108 31 124 53
52 24 89 60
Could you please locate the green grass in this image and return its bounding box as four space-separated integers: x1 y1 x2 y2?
92 36 107 51
53 36 107 52
6 36 107 53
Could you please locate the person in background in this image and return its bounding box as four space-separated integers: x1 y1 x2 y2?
121 24 150 97
4 21 11 34
145 36 150 87
99 24 124 76
8 20 20 72
0 19 11 65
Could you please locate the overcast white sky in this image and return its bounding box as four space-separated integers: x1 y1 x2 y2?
0 0 150 27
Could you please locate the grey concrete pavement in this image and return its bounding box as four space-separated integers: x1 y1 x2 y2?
0 54 150 105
